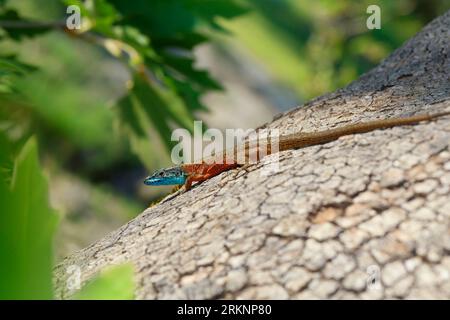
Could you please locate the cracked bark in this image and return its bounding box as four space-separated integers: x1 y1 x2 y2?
54 11 450 299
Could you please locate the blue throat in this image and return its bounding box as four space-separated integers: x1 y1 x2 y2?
144 166 187 186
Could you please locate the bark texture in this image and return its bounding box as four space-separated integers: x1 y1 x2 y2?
54 11 450 299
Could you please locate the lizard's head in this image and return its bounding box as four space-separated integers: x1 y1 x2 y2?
144 166 186 186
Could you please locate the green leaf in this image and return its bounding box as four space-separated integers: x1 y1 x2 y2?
109 0 247 38
117 75 193 150
116 90 147 137
0 55 37 94
0 55 36 75
161 53 222 91
170 78 208 112
108 0 196 39
0 131 14 185
186 0 249 20
72 264 135 300
154 31 208 50
0 137 59 299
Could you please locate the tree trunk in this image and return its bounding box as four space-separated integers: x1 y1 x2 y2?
54 11 450 299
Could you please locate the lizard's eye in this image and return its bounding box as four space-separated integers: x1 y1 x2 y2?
159 172 164 177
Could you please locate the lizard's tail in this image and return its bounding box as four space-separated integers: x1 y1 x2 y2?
210 110 450 164
278 110 450 152
428 110 450 119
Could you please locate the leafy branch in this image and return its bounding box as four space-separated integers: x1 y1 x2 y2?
0 0 248 168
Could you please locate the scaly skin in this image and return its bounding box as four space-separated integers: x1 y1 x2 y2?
180 163 239 190
144 111 450 191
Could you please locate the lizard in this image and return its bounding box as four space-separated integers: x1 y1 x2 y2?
144 111 450 192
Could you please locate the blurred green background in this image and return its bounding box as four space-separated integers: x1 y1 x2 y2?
0 0 449 298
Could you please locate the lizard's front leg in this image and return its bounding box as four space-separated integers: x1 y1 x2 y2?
184 173 214 191
184 175 194 191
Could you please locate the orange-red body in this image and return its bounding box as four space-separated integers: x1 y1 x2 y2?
181 163 239 190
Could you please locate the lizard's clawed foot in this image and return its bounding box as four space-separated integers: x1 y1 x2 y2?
171 185 183 193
